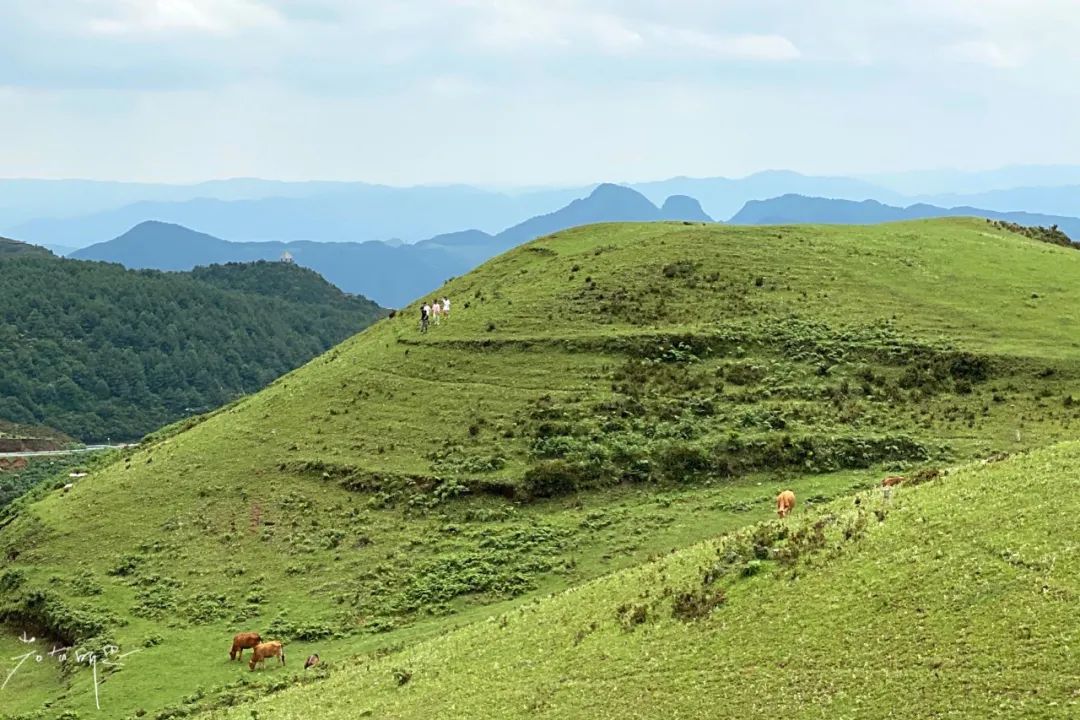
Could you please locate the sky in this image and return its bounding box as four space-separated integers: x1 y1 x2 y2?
1 0 1078 185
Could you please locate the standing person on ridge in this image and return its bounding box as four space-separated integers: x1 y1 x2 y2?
420 302 430 333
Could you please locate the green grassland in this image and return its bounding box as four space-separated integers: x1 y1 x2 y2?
206 441 1080 720
2 218 1080 718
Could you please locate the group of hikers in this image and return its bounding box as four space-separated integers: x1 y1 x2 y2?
419 296 451 333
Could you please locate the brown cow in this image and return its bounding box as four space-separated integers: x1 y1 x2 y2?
249 641 286 671
882 475 906 488
229 632 261 661
776 490 796 518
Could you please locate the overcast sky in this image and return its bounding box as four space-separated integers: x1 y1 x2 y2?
1 0 1077 185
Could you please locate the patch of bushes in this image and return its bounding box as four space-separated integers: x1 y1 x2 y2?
672 588 726 621
654 443 710 480
0 587 121 646
267 612 341 641
988 219 1075 248
616 603 648 630
661 260 696 279
520 460 589 499
181 592 232 624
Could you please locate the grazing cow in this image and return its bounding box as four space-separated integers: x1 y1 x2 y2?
882 475 906 488
229 632 262 661
249 641 285 671
62 483 74 493
776 490 796 518
304 653 321 670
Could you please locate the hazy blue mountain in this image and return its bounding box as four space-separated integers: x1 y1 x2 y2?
862 165 1080 196
72 222 458 308
0 178 352 229
72 185 713 306
917 185 1080 218
494 183 698 248
6 184 577 249
430 184 713 266
632 170 900 220
660 195 711 221
13 168 1080 251
729 194 1080 240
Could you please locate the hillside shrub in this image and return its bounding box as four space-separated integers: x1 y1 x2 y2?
0 588 120 645
661 260 696 279
520 461 588 498
654 443 710 481
672 588 726 621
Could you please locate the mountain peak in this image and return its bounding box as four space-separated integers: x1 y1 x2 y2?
586 183 650 203
660 195 712 222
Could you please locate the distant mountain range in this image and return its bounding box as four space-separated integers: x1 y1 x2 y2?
71 184 712 306
8 185 583 249
859 164 1080 196
631 170 902 220
9 166 1080 250
730 194 1080 239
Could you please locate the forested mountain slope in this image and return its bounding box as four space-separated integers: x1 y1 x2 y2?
0 255 382 440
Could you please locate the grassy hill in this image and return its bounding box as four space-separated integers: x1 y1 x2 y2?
2 218 1080 719
0 254 383 441
210 443 1079 719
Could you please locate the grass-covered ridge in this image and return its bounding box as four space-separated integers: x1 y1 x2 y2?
3 217 1080 718
208 443 1080 719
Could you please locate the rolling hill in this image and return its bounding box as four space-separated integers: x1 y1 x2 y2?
730 194 1080 240
212 442 1079 719
0 252 383 441
71 185 713 306
2 218 1080 718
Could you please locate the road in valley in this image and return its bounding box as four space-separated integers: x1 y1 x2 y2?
0 444 130 459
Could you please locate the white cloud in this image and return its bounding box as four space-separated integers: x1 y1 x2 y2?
3 0 1080 183
946 40 1021 68
85 0 282 36
459 1 797 60
649 27 800 61
462 0 643 53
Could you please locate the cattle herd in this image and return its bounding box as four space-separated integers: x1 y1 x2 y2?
229 632 290 671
